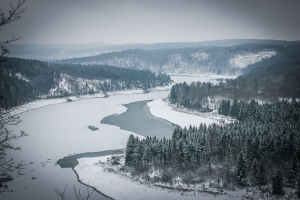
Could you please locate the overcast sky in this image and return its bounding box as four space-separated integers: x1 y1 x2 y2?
1 0 300 45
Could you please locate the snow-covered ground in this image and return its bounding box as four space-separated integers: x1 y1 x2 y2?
75 155 236 200
12 85 172 116
148 99 235 128
229 50 276 68
170 75 234 85
147 99 219 128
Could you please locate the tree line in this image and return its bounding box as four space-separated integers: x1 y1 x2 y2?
0 57 171 108
125 99 300 195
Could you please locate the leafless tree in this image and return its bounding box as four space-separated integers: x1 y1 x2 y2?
0 0 27 195
0 0 26 61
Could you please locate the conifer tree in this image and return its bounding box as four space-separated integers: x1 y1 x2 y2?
287 155 298 187
251 158 259 185
125 134 136 165
272 170 284 195
258 161 267 186
236 152 246 187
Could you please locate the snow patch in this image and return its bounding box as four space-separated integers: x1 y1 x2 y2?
15 72 31 82
191 52 209 60
229 50 276 68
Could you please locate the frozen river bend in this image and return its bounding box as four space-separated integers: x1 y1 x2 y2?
4 75 228 200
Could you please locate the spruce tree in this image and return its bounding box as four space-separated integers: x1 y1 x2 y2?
258 161 267 186
287 155 298 187
125 134 136 165
272 170 284 195
236 152 246 187
251 158 259 185
297 178 300 199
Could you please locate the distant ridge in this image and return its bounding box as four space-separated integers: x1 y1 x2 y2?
6 39 300 61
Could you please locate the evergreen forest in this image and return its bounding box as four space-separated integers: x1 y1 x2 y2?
125 99 300 194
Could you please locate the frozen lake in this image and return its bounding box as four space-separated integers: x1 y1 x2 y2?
4 75 232 200
5 91 168 200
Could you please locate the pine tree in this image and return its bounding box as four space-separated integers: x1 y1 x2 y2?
169 86 176 103
251 158 259 185
287 155 298 187
297 178 300 199
236 152 246 187
258 161 267 186
272 170 284 195
125 134 136 165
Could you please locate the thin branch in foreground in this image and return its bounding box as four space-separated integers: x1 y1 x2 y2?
54 185 67 200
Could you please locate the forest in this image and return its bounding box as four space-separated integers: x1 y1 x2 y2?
124 98 300 195
0 57 171 108
124 45 300 196
169 49 300 110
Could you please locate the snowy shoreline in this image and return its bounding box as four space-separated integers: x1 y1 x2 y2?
75 156 236 200
11 85 172 116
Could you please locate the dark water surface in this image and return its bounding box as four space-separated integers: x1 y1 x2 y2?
101 100 177 139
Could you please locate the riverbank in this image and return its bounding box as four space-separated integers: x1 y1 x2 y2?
11 85 172 116
147 99 219 128
75 155 235 200
147 99 235 127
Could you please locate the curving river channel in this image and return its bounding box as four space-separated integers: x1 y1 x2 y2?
57 100 177 199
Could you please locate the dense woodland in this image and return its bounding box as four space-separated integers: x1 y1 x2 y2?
125 99 300 195
0 58 171 107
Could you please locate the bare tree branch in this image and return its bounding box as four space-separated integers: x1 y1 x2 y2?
0 0 26 61
0 0 26 28
54 185 95 200
54 185 67 200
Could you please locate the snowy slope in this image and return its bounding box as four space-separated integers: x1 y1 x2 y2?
229 50 276 68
